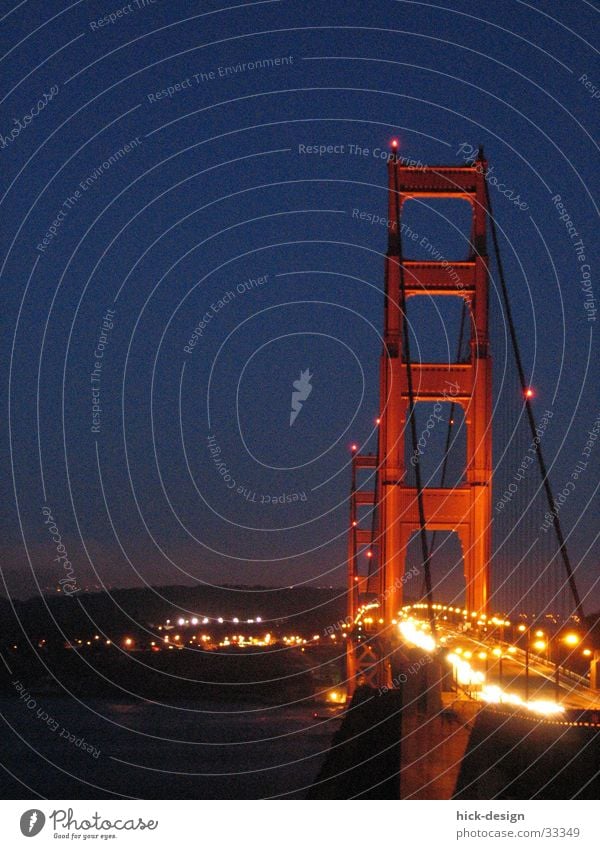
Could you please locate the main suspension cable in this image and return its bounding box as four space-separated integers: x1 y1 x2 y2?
484 173 584 620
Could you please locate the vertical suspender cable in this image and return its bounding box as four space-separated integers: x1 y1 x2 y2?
484 178 584 621
367 427 380 589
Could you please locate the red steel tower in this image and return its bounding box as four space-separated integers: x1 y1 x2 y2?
347 148 492 690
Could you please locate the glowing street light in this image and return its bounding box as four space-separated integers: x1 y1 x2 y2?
563 632 581 647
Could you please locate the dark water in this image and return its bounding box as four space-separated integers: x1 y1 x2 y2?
0 696 340 799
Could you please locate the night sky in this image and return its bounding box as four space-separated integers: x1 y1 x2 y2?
2 0 599 611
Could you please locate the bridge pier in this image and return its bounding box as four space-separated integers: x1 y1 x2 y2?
310 653 477 799
400 696 478 799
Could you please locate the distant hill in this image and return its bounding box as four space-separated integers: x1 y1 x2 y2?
0 584 347 645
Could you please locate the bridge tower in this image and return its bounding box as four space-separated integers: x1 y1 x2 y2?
347 149 492 691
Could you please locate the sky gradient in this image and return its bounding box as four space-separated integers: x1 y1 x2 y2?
2 0 599 613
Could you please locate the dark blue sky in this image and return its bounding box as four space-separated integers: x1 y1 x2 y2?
2 0 598 611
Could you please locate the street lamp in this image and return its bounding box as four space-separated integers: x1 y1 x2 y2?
515 625 531 699
524 631 549 700
478 650 488 673
554 632 582 704
492 647 503 686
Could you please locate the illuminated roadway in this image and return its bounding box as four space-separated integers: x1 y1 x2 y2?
390 605 600 716
437 625 599 711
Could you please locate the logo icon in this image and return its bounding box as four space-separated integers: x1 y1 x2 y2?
290 368 313 426
20 810 45 837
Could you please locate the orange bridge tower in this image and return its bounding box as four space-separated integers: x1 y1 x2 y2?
347 148 492 690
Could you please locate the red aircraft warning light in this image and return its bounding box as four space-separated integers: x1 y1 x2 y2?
351 443 358 453
524 387 535 399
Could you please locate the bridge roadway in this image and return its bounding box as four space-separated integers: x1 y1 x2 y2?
439 627 599 711
312 609 600 799
399 612 600 714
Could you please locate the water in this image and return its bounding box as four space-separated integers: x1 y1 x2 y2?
0 696 340 799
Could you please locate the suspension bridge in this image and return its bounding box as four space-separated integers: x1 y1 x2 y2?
310 145 600 799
